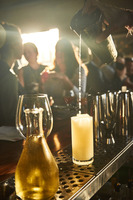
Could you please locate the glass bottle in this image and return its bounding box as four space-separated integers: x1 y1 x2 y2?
15 107 59 200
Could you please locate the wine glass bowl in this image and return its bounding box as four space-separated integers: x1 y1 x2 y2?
63 89 76 108
16 94 53 138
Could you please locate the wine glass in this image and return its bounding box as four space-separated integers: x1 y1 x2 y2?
63 89 76 108
16 94 53 138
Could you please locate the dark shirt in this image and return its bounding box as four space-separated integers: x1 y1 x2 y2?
86 61 106 94
99 0 133 10
128 75 133 83
109 72 123 92
22 64 46 94
0 60 18 126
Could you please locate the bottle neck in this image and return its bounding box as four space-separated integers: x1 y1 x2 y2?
25 108 44 137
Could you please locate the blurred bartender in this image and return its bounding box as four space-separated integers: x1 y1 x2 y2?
83 0 133 42
0 22 23 126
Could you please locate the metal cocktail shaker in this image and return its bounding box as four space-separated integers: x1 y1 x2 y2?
117 90 132 136
70 8 117 64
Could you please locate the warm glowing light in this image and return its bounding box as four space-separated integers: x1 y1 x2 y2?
21 28 59 67
53 134 61 151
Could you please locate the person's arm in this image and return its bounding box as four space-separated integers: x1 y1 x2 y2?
0 72 18 126
17 67 24 87
46 69 87 97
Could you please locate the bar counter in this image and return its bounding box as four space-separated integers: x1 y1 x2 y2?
0 118 133 200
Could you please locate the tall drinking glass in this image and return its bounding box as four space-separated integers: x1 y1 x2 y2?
71 114 94 165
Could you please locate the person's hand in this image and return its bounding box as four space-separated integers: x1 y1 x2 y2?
41 70 49 83
41 70 56 83
83 0 133 42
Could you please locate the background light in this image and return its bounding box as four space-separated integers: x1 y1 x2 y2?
20 28 59 67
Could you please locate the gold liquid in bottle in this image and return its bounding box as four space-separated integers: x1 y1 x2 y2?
15 108 59 200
